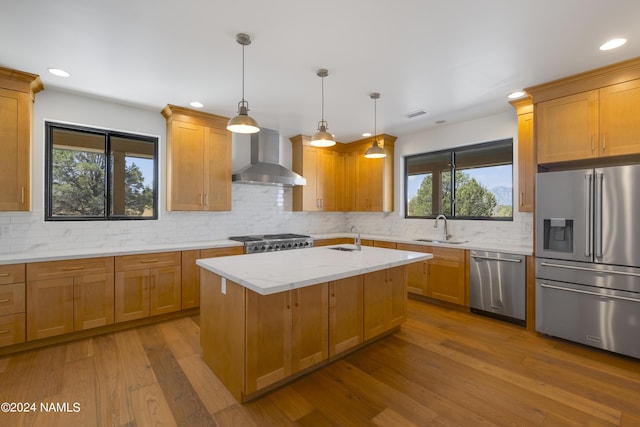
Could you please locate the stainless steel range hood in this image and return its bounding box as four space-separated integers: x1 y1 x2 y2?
232 128 306 186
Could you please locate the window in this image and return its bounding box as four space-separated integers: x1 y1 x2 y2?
45 122 158 221
405 139 513 220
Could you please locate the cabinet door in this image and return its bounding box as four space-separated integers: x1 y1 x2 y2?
599 79 640 157
168 120 205 210
27 278 74 340
181 250 201 309
74 273 114 331
301 146 320 211
329 276 363 357
245 290 291 394
150 266 181 316
387 266 408 329
517 111 535 212
317 149 337 210
426 248 467 306
363 269 389 340
291 283 328 372
115 270 150 323
203 126 232 210
536 90 599 163
0 88 31 211
397 243 430 295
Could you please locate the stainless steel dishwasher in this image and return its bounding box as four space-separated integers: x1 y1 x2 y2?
469 250 526 326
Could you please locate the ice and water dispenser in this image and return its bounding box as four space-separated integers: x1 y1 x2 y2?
542 218 573 252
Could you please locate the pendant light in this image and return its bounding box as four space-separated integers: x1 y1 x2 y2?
227 33 260 134
310 69 336 147
364 92 386 158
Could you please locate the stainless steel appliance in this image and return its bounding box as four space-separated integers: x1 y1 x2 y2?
229 233 314 253
535 165 640 359
469 251 526 325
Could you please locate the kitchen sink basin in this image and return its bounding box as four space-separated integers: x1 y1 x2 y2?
414 239 467 245
328 246 357 252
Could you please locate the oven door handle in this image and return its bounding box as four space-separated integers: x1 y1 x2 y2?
539 282 640 303
539 261 640 278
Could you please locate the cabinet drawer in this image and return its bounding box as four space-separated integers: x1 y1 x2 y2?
27 257 114 281
0 313 26 347
431 247 466 263
0 283 25 315
115 251 181 271
200 247 244 258
0 264 25 285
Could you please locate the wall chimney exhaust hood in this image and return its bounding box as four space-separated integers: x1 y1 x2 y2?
232 128 306 186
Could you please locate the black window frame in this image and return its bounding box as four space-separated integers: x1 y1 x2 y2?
404 138 514 221
45 121 159 221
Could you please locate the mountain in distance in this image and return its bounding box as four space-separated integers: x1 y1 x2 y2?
491 186 513 206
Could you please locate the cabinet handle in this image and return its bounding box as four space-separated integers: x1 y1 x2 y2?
519 192 524 206
0 330 9 335
204 193 208 206
0 299 9 303
199 194 203 206
21 187 25 204
62 266 85 271
0 273 10 277
141 259 159 263
602 133 606 151
591 135 595 152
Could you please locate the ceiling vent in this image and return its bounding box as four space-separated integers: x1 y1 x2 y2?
405 109 427 119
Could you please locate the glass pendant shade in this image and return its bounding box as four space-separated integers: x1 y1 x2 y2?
227 101 259 134
227 33 259 134
364 92 386 158
364 139 386 158
310 69 335 147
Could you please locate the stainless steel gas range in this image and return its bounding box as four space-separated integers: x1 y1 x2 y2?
229 233 314 254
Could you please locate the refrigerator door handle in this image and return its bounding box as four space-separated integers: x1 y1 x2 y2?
540 282 640 304
595 172 603 259
584 173 592 257
539 261 640 277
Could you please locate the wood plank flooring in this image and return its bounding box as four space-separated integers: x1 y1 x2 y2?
1 299 639 426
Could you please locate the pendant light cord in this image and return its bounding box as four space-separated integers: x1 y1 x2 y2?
321 74 325 122
241 43 245 103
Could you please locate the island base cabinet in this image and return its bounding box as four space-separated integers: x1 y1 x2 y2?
363 266 407 341
329 275 364 357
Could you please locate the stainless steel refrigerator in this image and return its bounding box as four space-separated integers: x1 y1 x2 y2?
535 164 640 359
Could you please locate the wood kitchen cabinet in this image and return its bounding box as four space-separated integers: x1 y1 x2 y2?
352 135 395 212
26 257 114 340
162 105 232 211
510 97 535 212
290 135 340 211
0 264 26 347
425 247 467 306
396 243 430 296
114 252 181 322
527 58 640 164
0 67 43 211
245 283 328 395
363 266 407 340
181 246 243 309
329 275 363 357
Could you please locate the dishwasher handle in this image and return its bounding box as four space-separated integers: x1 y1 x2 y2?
471 254 522 263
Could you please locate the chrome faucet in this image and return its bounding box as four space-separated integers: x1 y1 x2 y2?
434 214 451 241
350 225 362 251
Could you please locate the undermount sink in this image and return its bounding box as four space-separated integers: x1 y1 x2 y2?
328 246 357 252
414 238 467 245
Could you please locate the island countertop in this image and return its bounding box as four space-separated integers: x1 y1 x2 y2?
196 244 433 295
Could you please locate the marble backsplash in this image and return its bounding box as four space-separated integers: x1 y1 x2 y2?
0 184 532 255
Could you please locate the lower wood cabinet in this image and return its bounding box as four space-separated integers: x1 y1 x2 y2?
181 246 243 309
26 257 114 340
363 266 407 340
115 252 181 322
0 263 26 347
245 283 328 395
329 275 363 357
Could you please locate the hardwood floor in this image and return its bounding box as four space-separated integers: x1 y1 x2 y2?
1 299 639 426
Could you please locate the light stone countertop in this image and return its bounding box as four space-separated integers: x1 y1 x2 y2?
196 244 433 295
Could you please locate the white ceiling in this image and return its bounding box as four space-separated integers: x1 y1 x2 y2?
2 0 639 142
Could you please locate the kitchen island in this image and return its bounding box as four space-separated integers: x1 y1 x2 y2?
196 244 432 402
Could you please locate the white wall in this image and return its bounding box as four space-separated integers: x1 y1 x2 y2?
0 90 532 255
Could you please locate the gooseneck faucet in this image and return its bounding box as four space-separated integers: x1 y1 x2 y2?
434 214 451 241
350 225 361 251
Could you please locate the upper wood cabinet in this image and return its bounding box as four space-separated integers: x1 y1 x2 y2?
527 57 640 165
162 105 232 211
290 135 340 211
0 67 43 211
290 134 395 212
510 98 535 212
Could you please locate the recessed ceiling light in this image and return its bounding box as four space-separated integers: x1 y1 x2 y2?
600 38 627 51
362 132 372 137
48 68 70 77
190 101 204 108
405 109 427 119
508 91 526 99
